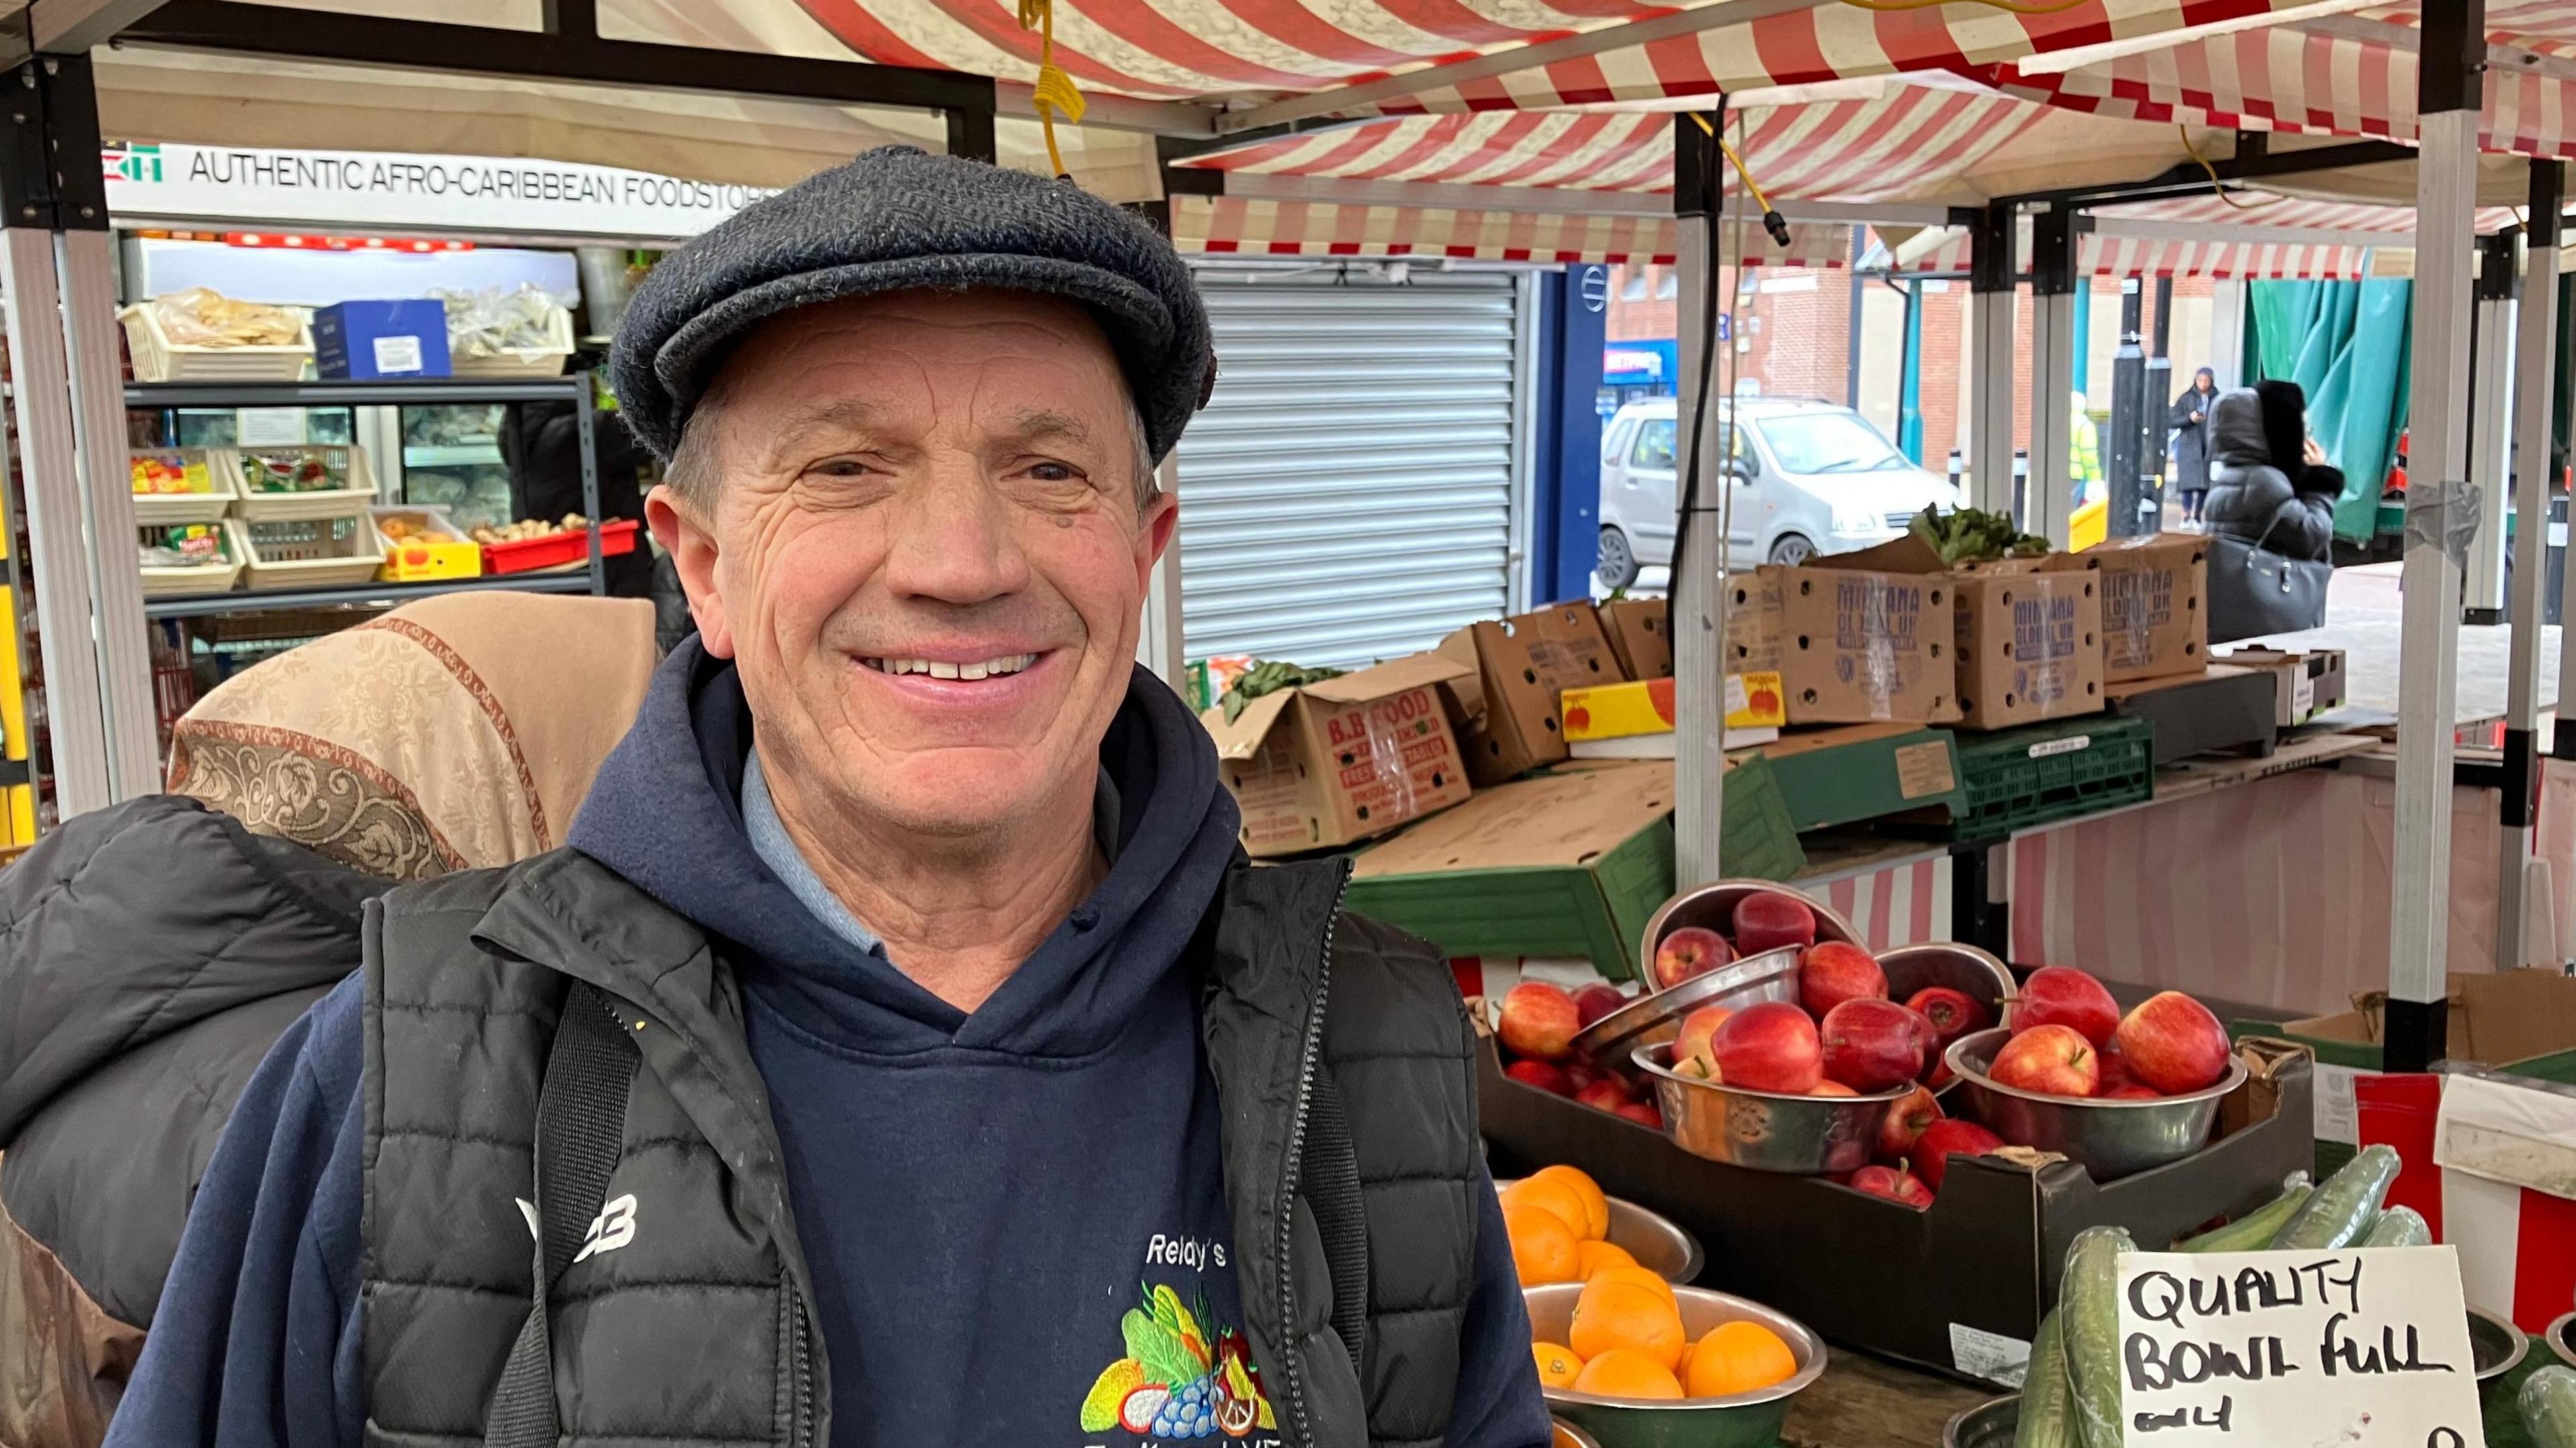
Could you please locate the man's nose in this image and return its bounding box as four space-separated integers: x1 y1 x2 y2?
881 461 1031 604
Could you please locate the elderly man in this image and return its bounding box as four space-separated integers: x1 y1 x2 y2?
107 150 1547 1448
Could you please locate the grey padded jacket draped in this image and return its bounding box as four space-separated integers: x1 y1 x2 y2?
2202 389 2336 563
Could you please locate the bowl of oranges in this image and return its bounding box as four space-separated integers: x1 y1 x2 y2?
1498 1168 1702 1286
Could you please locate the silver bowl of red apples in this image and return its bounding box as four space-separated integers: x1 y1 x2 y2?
1568 947 1801 1089
1640 881 1860 981
1942 969 2245 1181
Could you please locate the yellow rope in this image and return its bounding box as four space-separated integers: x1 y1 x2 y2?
2178 125 2277 211
1017 0 1087 178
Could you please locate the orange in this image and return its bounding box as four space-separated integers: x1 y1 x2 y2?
1575 1240 1639 1280
1505 1205 1583 1286
1568 1279 1686 1372
1684 1320 1800 1398
1532 1164 1611 1240
1501 1177 1593 1241
1588 1264 1678 1306
1531 1341 1585 1388
1572 1348 1684 1400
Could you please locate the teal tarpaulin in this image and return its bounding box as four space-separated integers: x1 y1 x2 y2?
2243 276 2414 544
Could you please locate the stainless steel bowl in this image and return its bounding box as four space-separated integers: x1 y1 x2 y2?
1639 880 1858 991
1944 1027 2244 1180
1571 948 1801 1089
1496 1179 1706 1284
1550 1419 1604 1448
1524 1282 1825 1448
1634 1042 1901 1174
1882 942 2016 1101
2546 1310 2574 1371
1942 1395 2017 1448
2470 1305 2528 1382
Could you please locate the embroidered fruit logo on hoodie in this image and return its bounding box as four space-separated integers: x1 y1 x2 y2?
1080 1282 1277 1442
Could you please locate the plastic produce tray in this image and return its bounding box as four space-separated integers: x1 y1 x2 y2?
482 517 638 575
1938 715 2153 843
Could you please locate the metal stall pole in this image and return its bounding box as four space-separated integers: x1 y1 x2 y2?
2026 207 2080 546
2387 0 2486 1072
2106 278 2151 539
1967 204 2017 516
2500 161 2562 969
2465 229 2518 625
1672 109 1728 886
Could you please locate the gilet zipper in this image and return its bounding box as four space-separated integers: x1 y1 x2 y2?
1275 862 1352 1448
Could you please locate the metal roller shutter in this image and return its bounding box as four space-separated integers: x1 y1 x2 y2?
1174 269 1522 668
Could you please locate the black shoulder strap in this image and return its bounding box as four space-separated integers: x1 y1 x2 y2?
484 979 641 1448
1299 1066 1370 1384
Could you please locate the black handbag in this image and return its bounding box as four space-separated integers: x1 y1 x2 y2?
2206 512 2330 644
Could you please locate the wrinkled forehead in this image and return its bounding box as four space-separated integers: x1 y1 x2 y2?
704 288 1130 424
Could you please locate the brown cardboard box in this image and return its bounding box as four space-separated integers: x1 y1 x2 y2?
1770 539 1961 725
1202 653 1474 857
1949 554 2106 730
1436 604 1625 784
1595 598 1672 680
1725 570 1782 673
2223 646 2348 726
2081 532 2208 684
2277 970 2576 1070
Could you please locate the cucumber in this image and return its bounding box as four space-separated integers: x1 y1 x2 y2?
2176 1176 2312 1252
2358 1205 2430 1247
2271 1144 2400 1250
2015 1311 2076 1448
2522 1365 2576 1448
2062 1226 2135 1448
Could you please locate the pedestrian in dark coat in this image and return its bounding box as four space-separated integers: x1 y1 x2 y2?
2169 366 2219 524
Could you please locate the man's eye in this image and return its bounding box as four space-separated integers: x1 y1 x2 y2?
1030 461 1078 482
810 459 872 478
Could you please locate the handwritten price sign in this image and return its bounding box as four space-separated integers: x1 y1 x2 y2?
2114 1247 2485 1448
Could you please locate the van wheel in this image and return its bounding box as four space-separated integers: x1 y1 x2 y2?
1768 534 1815 566
1598 527 1640 590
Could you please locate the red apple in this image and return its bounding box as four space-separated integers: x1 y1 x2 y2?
1562 1058 1603 1093
1849 1164 1933 1209
1904 986 1992 1048
1733 891 1818 956
1711 1001 1824 1095
1925 1058 1955 1090
1574 1079 1633 1113
1809 1080 1858 1097
1819 998 1930 1093
1503 1060 1576 1097
1799 941 1889 1018
1653 926 1732 990
1674 1005 1734 1074
2101 1082 2164 1100
1497 983 1582 1062
2113 991 2232 1094
1615 1101 1664 1129
1573 982 1628 1029
2009 966 2121 1047
1911 1119 2005 1193
1875 1084 1944 1164
1989 1023 2100 1099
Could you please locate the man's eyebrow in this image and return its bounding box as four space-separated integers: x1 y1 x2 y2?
753 398 900 462
996 408 1100 447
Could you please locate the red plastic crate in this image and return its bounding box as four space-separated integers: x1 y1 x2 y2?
481 517 639 576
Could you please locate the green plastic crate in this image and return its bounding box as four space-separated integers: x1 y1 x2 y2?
1942 715 2153 842
1719 750 1809 884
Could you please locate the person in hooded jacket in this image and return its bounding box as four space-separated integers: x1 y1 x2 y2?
106 148 1550 1448
2167 367 2218 524
2202 379 2340 563
0 591 656 1448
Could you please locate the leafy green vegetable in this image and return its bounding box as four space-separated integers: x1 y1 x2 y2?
1907 504 2053 566
1220 659 1348 724
1124 1306 1201 1389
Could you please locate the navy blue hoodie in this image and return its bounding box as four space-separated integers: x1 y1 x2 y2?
109 644 1547 1448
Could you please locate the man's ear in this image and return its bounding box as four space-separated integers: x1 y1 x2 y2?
1135 488 1180 589
647 485 736 659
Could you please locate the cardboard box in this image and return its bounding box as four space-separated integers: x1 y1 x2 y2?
1949 555 2106 731
1479 1034 2313 1382
1748 722 1968 832
2223 647 2349 727
313 299 453 380
2082 533 2209 683
1771 541 1961 725
1203 654 1474 857
1596 598 1673 680
1346 757 1803 981
1725 571 1782 673
1560 673 1786 758
2106 665 2276 765
1436 605 1625 784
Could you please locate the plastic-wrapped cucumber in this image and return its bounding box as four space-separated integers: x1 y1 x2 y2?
2015 1311 2074 1448
2359 1205 2430 1247
2062 1226 2134 1448
2271 1144 2400 1250
2522 1365 2576 1448
2176 1175 2312 1252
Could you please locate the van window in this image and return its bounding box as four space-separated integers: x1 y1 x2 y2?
1631 419 1677 469
1602 417 1635 465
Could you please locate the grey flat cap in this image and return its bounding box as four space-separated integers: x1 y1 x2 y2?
610 147 1214 465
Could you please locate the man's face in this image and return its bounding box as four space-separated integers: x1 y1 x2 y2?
649 290 1176 842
